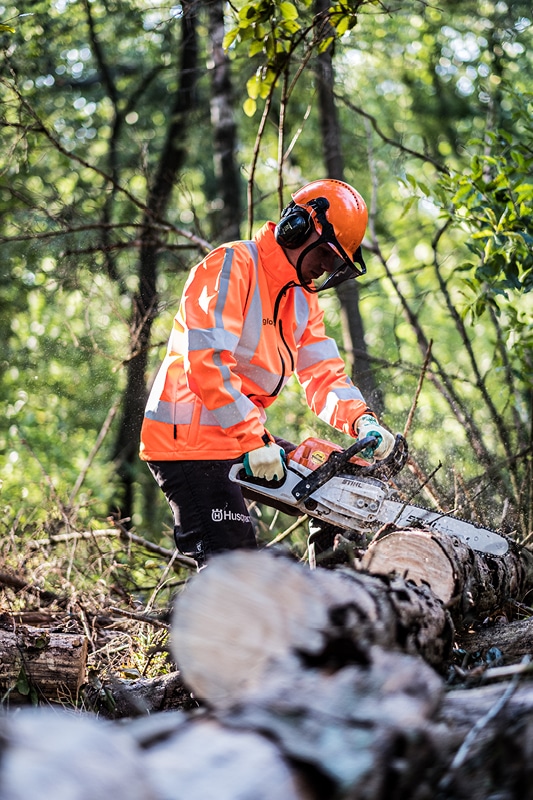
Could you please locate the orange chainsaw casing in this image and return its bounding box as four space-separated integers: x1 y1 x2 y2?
287 437 368 471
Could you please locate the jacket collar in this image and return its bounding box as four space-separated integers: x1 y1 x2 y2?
254 222 298 289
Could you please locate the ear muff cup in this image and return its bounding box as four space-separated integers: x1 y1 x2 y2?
274 203 313 249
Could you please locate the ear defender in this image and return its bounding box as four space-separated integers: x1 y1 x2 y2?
274 202 314 248
274 197 331 249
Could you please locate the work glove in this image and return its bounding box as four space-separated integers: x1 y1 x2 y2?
355 414 395 461
244 443 286 481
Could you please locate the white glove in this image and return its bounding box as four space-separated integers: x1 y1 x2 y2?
356 415 395 460
244 443 286 481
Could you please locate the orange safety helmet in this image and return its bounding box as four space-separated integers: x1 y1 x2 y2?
274 179 368 291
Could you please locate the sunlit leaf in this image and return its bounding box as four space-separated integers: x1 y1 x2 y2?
279 2 298 20
243 97 257 117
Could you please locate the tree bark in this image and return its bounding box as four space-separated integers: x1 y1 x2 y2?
4 673 533 800
0 622 87 703
112 1 200 520
83 670 198 719
358 527 533 627
313 0 382 411
171 549 453 708
455 615 533 666
205 0 242 242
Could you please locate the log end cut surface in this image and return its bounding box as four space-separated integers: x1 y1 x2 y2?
171 551 329 706
360 530 456 604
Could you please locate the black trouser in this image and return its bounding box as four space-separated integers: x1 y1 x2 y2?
147 458 257 569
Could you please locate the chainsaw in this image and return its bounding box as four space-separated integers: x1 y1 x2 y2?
229 435 509 556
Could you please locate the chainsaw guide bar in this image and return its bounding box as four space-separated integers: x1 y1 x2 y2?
229 434 509 556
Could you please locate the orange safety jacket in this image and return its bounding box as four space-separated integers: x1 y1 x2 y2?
139 222 370 462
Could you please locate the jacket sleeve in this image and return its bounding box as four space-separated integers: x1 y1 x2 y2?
177 245 269 453
295 295 369 436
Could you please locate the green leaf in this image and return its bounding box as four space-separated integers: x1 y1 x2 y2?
279 2 298 20
16 667 30 696
239 3 258 22
246 73 261 99
249 39 265 57
223 27 240 50
335 16 350 36
280 19 300 35
318 36 334 53
243 98 257 117
399 196 416 219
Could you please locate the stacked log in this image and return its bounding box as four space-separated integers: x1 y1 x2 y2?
171 549 454 709
0 620 87 703
1 533 533 799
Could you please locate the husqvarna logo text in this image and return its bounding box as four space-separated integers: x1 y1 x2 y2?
212 508 251 523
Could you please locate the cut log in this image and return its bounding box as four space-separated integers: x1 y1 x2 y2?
0 708 154 800
217 650 444 798
359 528 533 626
455 616 533 667
0 622 88 703
171 549 453 707
142 716 316 800
83 670 199 718
4 674 533 800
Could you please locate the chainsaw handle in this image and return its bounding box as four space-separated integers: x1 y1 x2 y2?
291 435 378 502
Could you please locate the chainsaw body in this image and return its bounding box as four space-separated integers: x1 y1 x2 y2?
229 435 509 556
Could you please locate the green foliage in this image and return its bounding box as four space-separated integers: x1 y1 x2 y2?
224 0 365 115
448 125 533 309
223 0 306 57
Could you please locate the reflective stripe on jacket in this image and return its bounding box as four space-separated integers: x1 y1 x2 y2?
139 222 368 461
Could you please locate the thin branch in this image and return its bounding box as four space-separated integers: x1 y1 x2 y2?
439 655 531 793
277 69 289 212
111 519 196 571
266 515 309 546
283 101 313 164
431 233 514 469
108 606 170 630
1 77 212 253
69 398 121 506
247 89 275 239
403 340 432 439
336 90 449 174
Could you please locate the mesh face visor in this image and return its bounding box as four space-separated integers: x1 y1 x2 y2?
316 243 366 291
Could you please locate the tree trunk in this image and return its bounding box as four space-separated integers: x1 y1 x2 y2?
358 528 533 627
205 0 242 242
313 0 382 412
0 622 87 703
112 1 199 521
336 280 384 412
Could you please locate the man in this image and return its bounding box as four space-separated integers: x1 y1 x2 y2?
139 179 395 569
